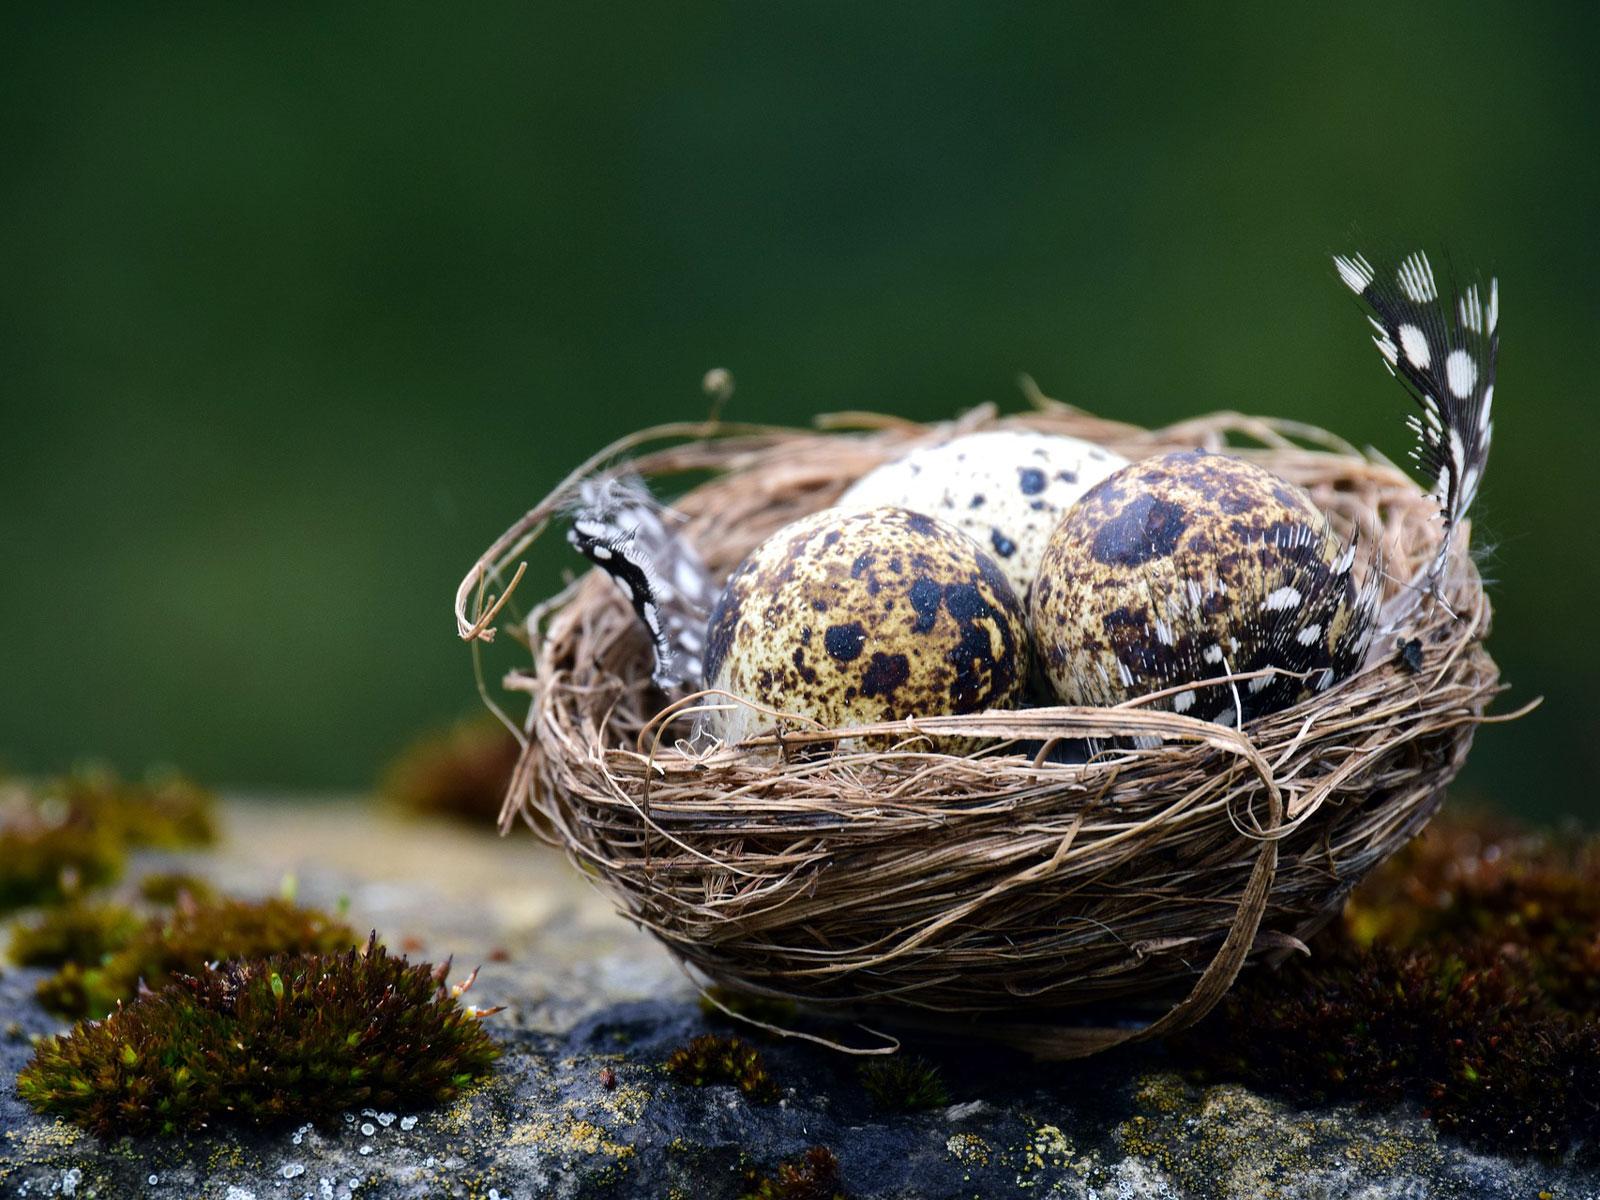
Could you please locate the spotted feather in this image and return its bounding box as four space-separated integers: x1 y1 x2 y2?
565 475 715 690
1332 249 1497 588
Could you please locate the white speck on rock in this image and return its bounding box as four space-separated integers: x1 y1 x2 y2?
358 1145 373 1156
148 1176 160 1187
225 1188 258 1200
61 1168 82 1197
399 1116 418 1131
360 1122 376 1136
376 1112 395 1127
282 1163 306 1179
944 1100 987 1120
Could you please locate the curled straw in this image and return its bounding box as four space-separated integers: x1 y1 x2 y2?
455 401 1510 1057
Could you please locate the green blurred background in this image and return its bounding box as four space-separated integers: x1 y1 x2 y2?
2 4 1595 817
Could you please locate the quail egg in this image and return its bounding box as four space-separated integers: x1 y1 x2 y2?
1029 451 1377 725
836 430 1127 598
701 506 1031 748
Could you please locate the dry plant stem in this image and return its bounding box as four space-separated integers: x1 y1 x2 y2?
455 405 1504 1058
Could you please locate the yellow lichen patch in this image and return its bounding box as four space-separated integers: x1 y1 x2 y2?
506 1113 635 1161
1011 1119 1078 1191
437 1093 481 1135
1029 1122 1073 1164
1112 1076 1456 1200
946 1132 991 1167
6 1120 85 1162
1132 1072 1189 1115
593 1082 649 1127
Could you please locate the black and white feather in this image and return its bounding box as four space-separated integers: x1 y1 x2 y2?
565 475 716 691
1332 249 1497 590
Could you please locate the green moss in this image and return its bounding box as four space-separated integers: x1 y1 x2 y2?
858 1055 950 1111
378 715 521 823
136 871 218 906
18 935 501 1135
0 822 124 913
663 1034 780 1104
7 900 142 967
1178 811 1600 1161
0 768 216 913
51 766 217 850
36 896 358 1019
738 1147 847 1200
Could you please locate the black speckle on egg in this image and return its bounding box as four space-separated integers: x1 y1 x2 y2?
943 582 988 621
908 577 942 632
990 529 1017 558
824 623 867 661
1090 495 1189 566
1018 467 1047 495
861 652 911 699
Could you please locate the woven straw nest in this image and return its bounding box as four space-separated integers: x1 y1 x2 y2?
454 399 1512 1058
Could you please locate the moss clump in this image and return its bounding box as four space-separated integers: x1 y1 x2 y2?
136 871 218 906
1343 810 1600 1013
739 1147 847 1200
18 936 501 1135
1179 811 1600 1161
0 821 124 913
858 1055 950 1111
663 1034 780 1104
51 767 217 849
378 715 521 823
698 985 798 1027
8 900 142 967
37 896 358 1019
0 768 216 913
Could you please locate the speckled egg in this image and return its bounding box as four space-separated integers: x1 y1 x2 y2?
836 431 1128 598
1029 451 1378 726
701 507 1031 748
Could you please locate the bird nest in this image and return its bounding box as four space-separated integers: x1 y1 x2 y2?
454 401 1508 1058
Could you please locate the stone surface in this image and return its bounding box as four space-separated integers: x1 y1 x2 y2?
3 799 1598 1200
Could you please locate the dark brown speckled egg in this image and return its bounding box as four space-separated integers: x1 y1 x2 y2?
1029 451 1378 726
701 507 1030 748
